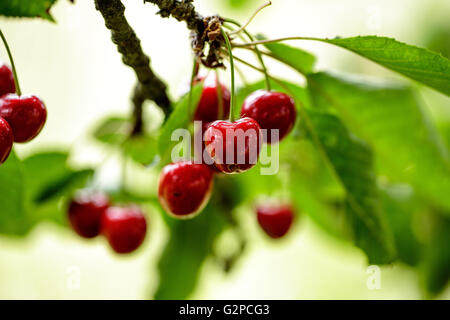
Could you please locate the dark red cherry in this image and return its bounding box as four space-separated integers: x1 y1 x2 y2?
241 90 296 143
193 121 220 173
194 75 231 123
101 206 147 254
0 93 47 143
158 161 214 218
0 117 13 164
0 64 15 97
68 193 110 238
257 204 294 239
204 117 262 174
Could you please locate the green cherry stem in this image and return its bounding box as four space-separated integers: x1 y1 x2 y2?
221 28 236 122
224 19 271 91
0 29 21 96
188 57 199 116
232 36 322 48
228 1 272 36
214 69 224 119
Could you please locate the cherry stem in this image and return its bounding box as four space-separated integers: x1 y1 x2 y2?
221 28 236 122
214 69 224 119
232 36 322 48
224 19 271 91
0 29 21 96
229 1 272 36
188 57 199 116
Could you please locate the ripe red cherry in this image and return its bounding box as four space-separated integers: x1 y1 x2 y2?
158 161 214 218
0 64 15 97
193 122 221 173
0 117 13 164
194 75 231 123
68 193 110 238
204 117 262 174
241 90 296 143
0 93 47 143
101 206 147 254
257 204 294 239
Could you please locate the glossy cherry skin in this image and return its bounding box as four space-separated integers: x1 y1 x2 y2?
193 121 221 173
101 206 147 254
0 94 47 143
68 193 110 238
0 64 15 97
241 90 296 143
0 117 13 164
158 161 214 218
257 204 294 239
204 117 262 174
194 75 231 123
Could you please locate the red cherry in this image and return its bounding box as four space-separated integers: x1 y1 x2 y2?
158 161 214 218
68 193 110 238
0 64 15 97
193 122 221 173
241 90 296 143
204 117 262 174
257 204 294 239
101 206 147 254
0 93 47 143
0 117 13 164
194 75 231 123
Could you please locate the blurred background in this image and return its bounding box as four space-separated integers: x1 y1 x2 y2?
0 0 449 299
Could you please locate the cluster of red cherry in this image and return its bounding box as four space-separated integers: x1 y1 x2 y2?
0 63 47 163
158 75 295 239
68 193 147 254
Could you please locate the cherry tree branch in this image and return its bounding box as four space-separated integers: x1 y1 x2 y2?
94 0 171 135
143 0 204 32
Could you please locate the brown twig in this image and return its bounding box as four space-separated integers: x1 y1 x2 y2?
94 0 171 135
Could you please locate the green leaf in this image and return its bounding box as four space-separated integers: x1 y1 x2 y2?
420 214 450 297
381 185 423 266
123 134 158 165
306 110 396 264
157 84 203 161
22 151 93 225
0 150 28 235
154 199 226 299
257 34 316 74
308 72 450 214
93 116 131 145
322 36 450 96
0 0 58 21
93 116 158 165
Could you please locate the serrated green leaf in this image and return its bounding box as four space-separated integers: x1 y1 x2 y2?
322 36 450 96
307 110 396 264
154 198 226 299
0 150 28 235
0 0 58 21
308 72 450 214
257 34 316 74
158 84 203 161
